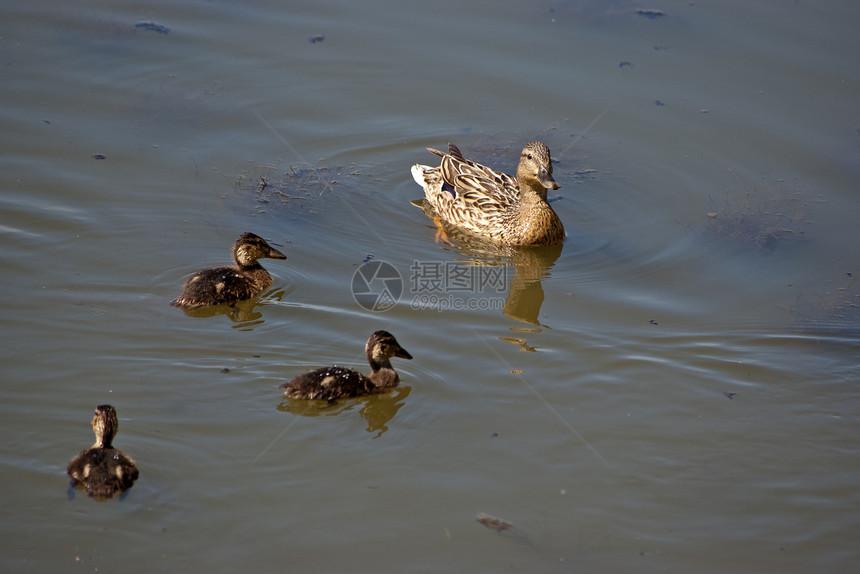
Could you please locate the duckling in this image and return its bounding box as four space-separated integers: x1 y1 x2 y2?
67 405 139 499
171 232 286 310
411 142 565 245
280 331 413 401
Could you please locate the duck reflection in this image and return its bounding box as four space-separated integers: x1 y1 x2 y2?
412 198 563 326
177 288 286 327
499 336 538 352
277 386 411 438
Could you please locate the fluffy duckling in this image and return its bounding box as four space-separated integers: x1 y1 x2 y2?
171 232 286 310
280 331 413 401
67 405 139 499
411 142 565 245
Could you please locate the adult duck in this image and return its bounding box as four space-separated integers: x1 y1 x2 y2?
411 141 565 245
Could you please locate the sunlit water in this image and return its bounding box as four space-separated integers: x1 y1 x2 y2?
2 0 859 572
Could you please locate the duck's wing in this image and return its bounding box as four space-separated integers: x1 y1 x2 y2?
452 172 520 214
418 144 520 231
172 266 271 309
433 144 519 196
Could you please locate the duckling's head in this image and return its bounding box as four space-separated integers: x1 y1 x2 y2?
232 232 287 268
517 141 559 195
92 404 119 448
366 330 413 370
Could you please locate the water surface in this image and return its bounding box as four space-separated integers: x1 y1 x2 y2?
2 0 859 572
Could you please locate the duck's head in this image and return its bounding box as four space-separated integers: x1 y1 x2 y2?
232 232 287 267
517 141 560 195
91 404 119 448
366 330 413 370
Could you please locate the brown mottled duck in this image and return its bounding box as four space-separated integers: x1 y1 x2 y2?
67 405 139 499
280 331 412 401
411 141 565 245
171 232 286 310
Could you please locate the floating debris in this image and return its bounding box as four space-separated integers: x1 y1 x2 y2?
135 22 170 34
309 35 325 44
476 512 512 532
723 392 737 400
793 273 860 333
92 154 106 160
637 9 665 19
572 168 597 180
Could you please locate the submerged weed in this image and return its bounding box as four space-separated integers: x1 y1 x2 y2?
703 172 813 252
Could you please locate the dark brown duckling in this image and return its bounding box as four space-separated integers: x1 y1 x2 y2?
171 232 287 310
67 405 139 499
280 330 413 401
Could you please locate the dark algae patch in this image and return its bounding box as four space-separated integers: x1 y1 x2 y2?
701 172 812 252
135 22 170 34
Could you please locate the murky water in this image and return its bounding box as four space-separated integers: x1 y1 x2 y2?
2 0 859 572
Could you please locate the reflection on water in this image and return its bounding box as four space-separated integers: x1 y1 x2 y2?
441 235 564 329
178 298 262 322
413 197 563 325
4 0 860 570
502 245 563 326
172 287 289 329
277 386 412 438
499 336 537 353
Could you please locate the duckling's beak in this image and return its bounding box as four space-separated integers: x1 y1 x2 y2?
267 247 287 260
394 345 413 360
539 166 560 190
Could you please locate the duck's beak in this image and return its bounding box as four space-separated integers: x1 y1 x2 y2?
539 166 560 190
394 345 413 360
267 247 287 260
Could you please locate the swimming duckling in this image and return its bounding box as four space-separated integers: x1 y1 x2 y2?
171 232 286 310
280 331 413 401
411 142 565 245
67 404 139 499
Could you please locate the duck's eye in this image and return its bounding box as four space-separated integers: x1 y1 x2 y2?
526 153 533 160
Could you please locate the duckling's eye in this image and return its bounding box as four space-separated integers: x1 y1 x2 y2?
527 153 533 160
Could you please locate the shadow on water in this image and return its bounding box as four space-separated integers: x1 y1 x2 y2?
277 386 412 438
